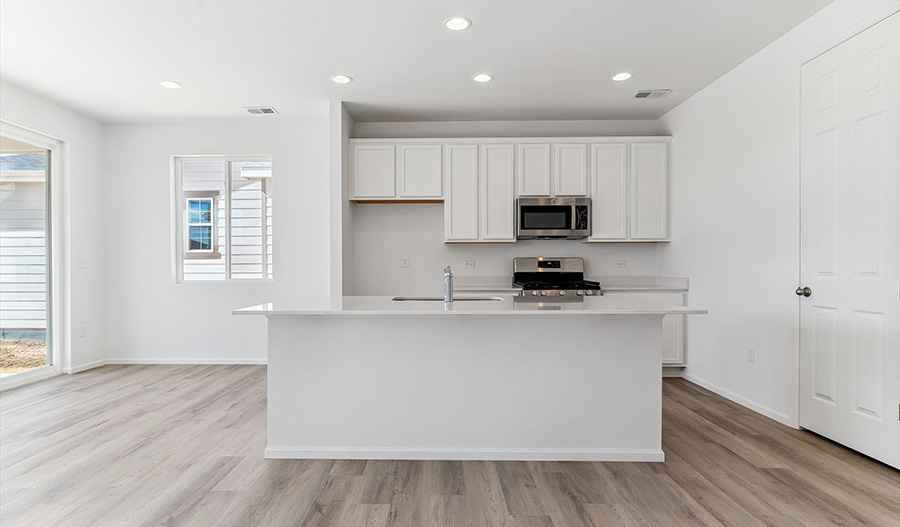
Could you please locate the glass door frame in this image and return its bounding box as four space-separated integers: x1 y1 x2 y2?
0 121 64 391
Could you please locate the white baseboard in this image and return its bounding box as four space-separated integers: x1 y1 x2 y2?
264 446 665 462
105 358 267 365
679 372 792 427
65 359 109 374
662 366 685 377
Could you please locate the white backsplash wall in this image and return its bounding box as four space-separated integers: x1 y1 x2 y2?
352 204 659 295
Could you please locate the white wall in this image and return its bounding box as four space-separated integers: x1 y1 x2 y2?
329 101 354 295
353 204 659 296
657 0 899 424
103 114 330 363
0 81 107 372
353 119 664 139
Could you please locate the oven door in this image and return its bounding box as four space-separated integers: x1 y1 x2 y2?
516 198 590 239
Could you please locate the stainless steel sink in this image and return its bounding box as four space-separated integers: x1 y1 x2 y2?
391 296 504 302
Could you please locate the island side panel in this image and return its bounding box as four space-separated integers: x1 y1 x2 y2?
266 313 663 461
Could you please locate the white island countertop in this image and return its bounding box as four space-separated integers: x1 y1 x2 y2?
234 295 707 316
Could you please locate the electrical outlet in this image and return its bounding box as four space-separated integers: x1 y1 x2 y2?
80 325 87 338
463 260 475 269
401 257 409 268
746 346 756 363
79 256 87 269
615 260 627 268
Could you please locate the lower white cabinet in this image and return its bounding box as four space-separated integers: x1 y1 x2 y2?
602 291 686 366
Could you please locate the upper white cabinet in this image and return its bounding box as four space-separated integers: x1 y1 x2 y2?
480 144 515 241
398 144 442 198
630 143 668 240
350 137 669 243
587 140 669 242
352 144 395 198
554 143 588 196
444 143 516 243
351 142 441 200
590 143 628 240
517 144 551 196
443 144 479 241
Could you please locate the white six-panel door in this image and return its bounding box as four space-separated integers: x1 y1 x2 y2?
799 13 900 469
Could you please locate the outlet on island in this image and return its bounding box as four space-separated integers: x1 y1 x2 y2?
464 260 475 269
615 260 627 268
400 257 409 268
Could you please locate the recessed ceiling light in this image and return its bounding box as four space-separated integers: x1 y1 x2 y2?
472 74 493 83
159 80 183 89
331 75 353 84
611 72 633 82
444 16 471 31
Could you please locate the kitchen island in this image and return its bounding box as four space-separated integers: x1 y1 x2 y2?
235 296 706 462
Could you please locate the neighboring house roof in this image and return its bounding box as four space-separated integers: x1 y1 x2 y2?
0 153 46 172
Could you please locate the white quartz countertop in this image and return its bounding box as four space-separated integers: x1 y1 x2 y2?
452 275 689 293
234 296 707 316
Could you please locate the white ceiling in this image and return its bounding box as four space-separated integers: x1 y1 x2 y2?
0 0 835 123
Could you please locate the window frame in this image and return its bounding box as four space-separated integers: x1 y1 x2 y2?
0 120 63 390
172 155 273 283
183 194 220 259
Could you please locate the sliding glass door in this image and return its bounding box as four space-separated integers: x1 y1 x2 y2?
0 133 52 379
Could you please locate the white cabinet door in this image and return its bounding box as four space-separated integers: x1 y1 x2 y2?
481 144 515 241
602 291 686 366
444 144 479 241
590 143 628 240
554 143 588 196
516 144 551 196
630 143 668 240
352 144 396 198
398 144 442 198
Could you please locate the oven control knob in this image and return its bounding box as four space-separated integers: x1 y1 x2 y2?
559 290 567 296
531 290 538 296
576 290 584 296
540 291 548 296
585 290 594 296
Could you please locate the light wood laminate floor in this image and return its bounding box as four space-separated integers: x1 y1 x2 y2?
0 365 897 526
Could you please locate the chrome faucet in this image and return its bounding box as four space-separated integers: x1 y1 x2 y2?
443 266 453 302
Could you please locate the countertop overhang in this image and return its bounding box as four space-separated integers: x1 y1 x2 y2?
233 295 707 316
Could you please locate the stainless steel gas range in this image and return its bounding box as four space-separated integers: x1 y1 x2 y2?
512 257 602 298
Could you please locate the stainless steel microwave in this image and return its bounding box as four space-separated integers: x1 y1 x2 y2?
516 197 591 239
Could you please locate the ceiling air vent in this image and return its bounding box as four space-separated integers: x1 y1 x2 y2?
632 90 671 100
244 106 279 115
